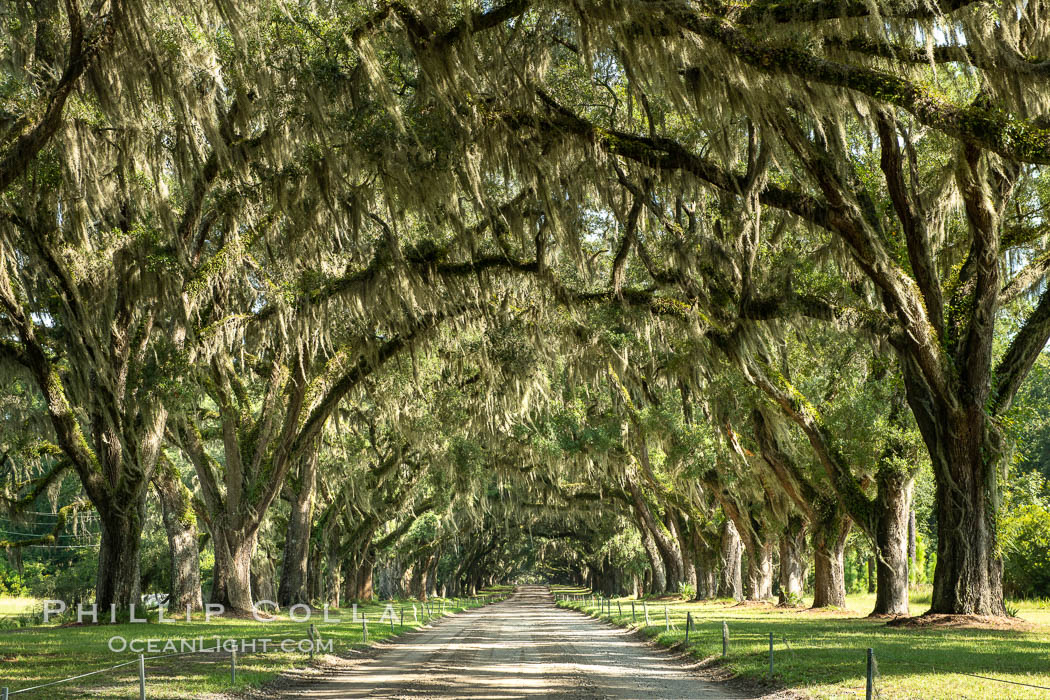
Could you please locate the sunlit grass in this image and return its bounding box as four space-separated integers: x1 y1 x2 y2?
0 592 506 698
560 590 1050 699
0 596 41 616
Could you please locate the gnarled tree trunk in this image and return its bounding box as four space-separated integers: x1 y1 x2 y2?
924 419 1006 615
153 465 202 612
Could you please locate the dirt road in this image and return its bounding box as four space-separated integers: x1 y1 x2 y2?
284 586 750 699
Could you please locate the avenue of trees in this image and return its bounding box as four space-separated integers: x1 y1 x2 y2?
2 0 1050 619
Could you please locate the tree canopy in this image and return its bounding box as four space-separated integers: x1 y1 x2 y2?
2 0 1049 618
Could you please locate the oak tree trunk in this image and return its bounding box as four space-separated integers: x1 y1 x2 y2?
639 523 667 593
153 468 202 612
96 500 145 611
778 517 807 605
670 513 698 591
926 423 1006 615
211 528 256 612
325 535 341 607
811 507 850 608
746 538 774 601
718 519 743 601
277 456 316 607
872 474 912 615
252 553 277 604
355 550 375 601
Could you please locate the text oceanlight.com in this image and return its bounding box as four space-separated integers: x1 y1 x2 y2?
107 637 334 654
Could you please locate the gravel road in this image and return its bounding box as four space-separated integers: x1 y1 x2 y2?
283 585 751 699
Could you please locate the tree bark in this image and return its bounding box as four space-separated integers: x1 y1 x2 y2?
638 521 667 594
277 453 317 607
746 537 774 601
916 414 1007 615
669 512 698 591
908 509 917 565
410 554 435 600
96 499 145 611
210 528 256 611
355 549 376 601
152 465 202 612
718 519 743 600
252 553 277 604
811 504 850 608
872 473 912 615
628 481 683 592
778 516 807 605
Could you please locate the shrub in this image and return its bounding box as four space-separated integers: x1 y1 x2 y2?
679 582 696 601
1001 503 1050 598
0 561 28 597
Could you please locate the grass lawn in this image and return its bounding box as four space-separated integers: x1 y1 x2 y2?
0 596 42 617
558 590 1050 699
0 593 505 698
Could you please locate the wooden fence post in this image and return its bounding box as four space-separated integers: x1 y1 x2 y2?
138 653 146 700
231 648 237 684
722 621 728 657
866 648 874 700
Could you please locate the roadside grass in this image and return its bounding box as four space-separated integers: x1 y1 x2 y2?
0 593 506 698
559 592 1050 699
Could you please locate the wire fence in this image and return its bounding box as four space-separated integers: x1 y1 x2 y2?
555 594 1050 698
0 593 509 698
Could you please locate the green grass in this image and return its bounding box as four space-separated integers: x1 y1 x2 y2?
559 591 1050 699
0 596 42 616
0 593 507 698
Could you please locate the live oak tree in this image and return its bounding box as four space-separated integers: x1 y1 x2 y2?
4 0 1049 617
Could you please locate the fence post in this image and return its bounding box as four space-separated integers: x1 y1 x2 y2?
644 601 650 626
362 614 368 643
3 686 9 700
390 612 395 634
686 612 692 644
231 648 237 685
413 604 418 622
866 648 874 700
400 607 404 627
631 601 635 622
138 653 146 700
768 633 774 678
308 623 315 659
722 621 728 657
617 601 622 617
664 606 669 632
